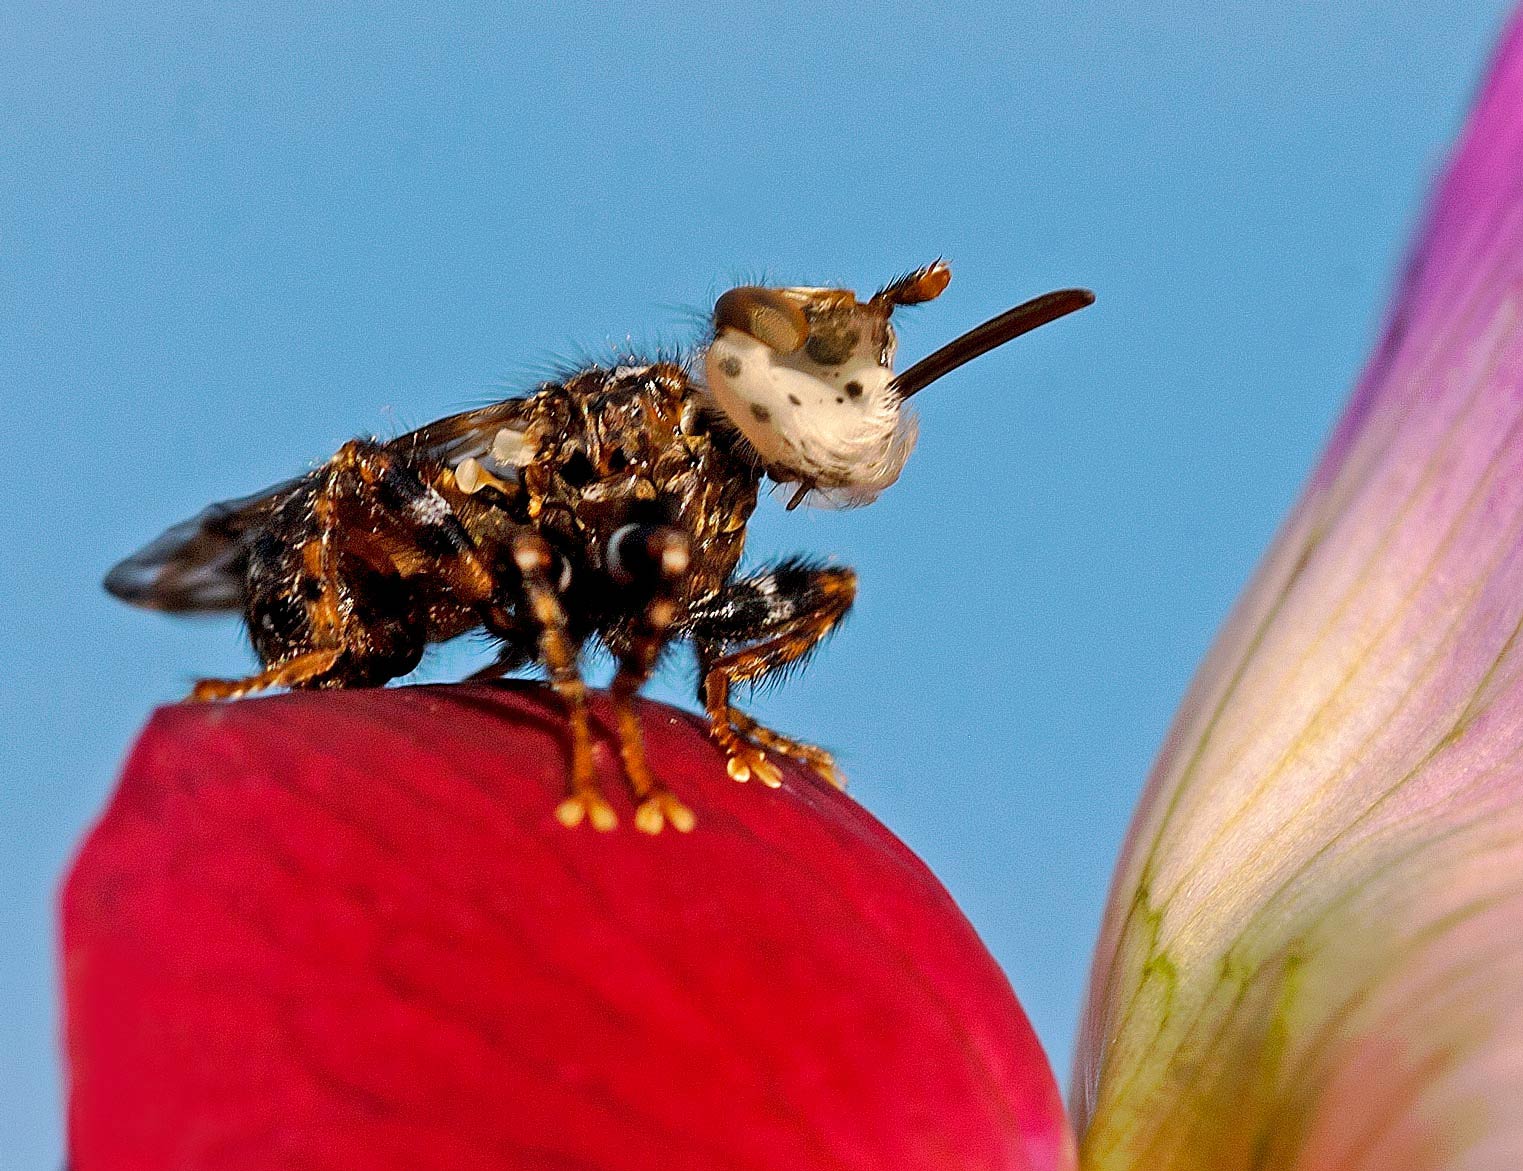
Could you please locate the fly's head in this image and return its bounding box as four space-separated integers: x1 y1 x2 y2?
703 261 951 507
703 261 1094 508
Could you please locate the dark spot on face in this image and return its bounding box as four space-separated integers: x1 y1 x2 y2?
787 394 802 406
836 397 844 404
844 380 864 399
250 532 284 566
750 403 771 423
718 355 742 377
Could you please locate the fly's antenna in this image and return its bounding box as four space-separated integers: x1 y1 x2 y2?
889 288 1094 399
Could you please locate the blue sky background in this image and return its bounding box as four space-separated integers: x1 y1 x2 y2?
2 1 1515 1163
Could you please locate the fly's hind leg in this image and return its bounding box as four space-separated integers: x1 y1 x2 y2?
603 524 696 834
191 439 489 702
190 649 345 701
688 561 856 790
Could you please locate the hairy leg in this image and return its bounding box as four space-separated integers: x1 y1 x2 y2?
497 530 607 831
688 562 856 789
190 649 345 701
191 439 489 700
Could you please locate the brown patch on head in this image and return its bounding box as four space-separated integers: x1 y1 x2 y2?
750 402 771 423
803 317 862 366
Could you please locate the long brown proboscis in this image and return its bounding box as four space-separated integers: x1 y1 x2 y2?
889 288 1095 400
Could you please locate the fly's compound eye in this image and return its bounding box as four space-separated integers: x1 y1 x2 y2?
712 287 810 354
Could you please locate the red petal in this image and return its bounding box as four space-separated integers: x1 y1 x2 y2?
64 684 1073 1171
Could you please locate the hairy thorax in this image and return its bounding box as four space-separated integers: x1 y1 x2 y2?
455 362 762 620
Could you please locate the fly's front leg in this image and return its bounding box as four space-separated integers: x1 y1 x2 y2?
502 532 609 831
604 524 697 834
688 562 856 790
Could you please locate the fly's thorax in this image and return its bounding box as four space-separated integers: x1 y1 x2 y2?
446 362 760 596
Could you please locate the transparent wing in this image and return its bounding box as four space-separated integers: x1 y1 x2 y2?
103 398 539 614
388 398 537 469
103 478 302 613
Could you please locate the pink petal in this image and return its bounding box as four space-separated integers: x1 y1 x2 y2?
64 684 1073 1171
1076 10 1523 1170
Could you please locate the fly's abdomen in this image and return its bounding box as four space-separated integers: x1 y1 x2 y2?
240 459 432 689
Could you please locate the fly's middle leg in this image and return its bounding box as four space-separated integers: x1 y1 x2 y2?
603 524 697 834
500 531 607 831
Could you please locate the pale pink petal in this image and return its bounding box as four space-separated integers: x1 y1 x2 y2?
1076 10 1523 1169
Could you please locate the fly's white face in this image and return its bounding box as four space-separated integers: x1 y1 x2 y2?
702 262 951 505
704 309 911 505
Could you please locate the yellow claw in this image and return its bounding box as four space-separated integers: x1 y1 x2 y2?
725 747 782 788
753 755 783 788
634 792 697 835
556 792 618 832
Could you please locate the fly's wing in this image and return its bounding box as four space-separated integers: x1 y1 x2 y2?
388 398 538 471
104 398 538 614
104 477 302 613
